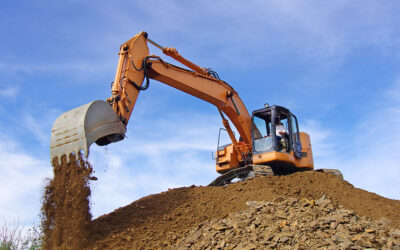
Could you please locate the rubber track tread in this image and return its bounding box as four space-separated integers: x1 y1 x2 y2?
209 165 274 186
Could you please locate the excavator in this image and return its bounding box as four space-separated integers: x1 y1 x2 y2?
50 31 342 186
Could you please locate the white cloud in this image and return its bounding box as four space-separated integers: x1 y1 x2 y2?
342 82 400 199
0 106 58 226
89 149 217 217
300 119 353 174
0 62 95 74
0 86 18 97
99 0 400 70
0 134 51 225
302 120 337 158
22 114 50 146
301 81 400 200
87 112 222 218
385 78 400 103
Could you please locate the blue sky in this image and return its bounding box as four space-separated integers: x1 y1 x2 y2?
1 0 400 227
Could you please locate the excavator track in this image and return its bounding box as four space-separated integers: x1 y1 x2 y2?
209 166 344 186
209 165 274 186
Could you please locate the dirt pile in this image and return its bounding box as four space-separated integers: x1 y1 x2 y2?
41 155 93 250
174 196 400 249
86 172 400 249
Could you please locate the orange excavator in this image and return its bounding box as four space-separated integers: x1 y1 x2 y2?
50 32 342 185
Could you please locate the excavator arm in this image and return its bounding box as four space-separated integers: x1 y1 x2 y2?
108 32 252 143
50 32 252 168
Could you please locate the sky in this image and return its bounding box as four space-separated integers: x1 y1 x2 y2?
0 0 400 228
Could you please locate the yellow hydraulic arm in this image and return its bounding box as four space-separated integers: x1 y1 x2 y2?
106 32 253 165
50 31 252 169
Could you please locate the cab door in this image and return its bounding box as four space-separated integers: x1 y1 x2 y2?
290 114 302 158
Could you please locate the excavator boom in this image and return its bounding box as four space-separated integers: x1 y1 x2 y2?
50 32 252 166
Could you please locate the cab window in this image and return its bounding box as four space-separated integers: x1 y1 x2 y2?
253 116 273 153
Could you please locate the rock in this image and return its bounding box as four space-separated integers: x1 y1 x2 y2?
309 220 319 230
378 217 392 226
272 234 281 242
341 238 352 248
172 195 400 250
273 196 285 203
390 229 400 238
212 224 229 231
386 239 395 248
348 223 364 233
279 236 290 243
244 243 257 249
246 201 260 207
315 194 326 205
392 238 400 246
354 238 372 248
315 230 326 239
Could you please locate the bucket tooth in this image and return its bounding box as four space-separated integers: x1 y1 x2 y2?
50 100 126 164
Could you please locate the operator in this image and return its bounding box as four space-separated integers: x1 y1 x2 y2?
276 122 288 152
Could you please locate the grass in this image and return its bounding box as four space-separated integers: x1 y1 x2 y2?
0 220 42 250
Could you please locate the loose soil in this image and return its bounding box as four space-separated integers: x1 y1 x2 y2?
174 197 400 249
86 172 400 249
40 156 400 249
42 155 93 250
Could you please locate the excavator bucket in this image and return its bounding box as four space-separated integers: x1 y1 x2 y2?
50 100 126 163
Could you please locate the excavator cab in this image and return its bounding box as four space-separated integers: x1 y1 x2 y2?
250 105 314 173
215 104 314 175
252 105 302 157
212 104 314 185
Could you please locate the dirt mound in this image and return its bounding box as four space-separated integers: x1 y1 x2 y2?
174 197 400 249
86 172 400 249
41 155 93 250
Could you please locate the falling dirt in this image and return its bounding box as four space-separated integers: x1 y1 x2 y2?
85 171 400 249
41 154 93 250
